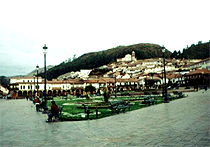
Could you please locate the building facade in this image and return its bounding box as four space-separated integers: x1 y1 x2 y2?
9 77 141 98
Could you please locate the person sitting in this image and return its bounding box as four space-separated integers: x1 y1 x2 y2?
47 101 59 122
40 101 48 112
34 97 41 112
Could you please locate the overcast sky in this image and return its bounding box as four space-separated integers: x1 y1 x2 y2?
0 0 209 76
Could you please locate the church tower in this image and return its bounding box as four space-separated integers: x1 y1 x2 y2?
131 51 137 61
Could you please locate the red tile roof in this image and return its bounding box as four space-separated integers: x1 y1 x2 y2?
186 69 210 76
117 78 139 82
10 76 42 79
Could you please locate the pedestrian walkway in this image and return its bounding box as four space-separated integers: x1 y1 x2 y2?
0 90 209 147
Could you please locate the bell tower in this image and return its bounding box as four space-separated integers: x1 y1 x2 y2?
131 51 136 61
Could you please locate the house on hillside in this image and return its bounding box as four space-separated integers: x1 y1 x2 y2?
57 69 92 80
186 58 210 70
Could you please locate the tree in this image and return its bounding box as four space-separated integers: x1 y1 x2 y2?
103 87 110 103
170 50 178 59
177 50 183 59
0 76 9 88
198 41 202 44
182 48 188 59
72 54 77 61
85 85 96 94
67 57 72 62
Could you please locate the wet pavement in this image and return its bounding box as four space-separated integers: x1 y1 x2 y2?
0 90 209 147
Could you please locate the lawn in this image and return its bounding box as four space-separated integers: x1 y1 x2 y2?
46 94 165 121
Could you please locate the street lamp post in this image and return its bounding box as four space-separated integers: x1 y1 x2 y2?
115 75 117 98
43 44 48 109
33 75 36 98
162 46 169 103
36 65 39 96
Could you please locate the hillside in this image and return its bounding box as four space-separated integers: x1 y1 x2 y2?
45 43 171 80
182 41 210 59
27 65 54 77
171 41 210 59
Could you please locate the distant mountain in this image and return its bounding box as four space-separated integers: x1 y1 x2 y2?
27 65 54 77
44 43 171 80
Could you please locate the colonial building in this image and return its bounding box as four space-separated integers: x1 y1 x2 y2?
184 68 210 87
9 76 140 98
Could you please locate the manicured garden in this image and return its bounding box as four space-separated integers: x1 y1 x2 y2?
45 92 187 121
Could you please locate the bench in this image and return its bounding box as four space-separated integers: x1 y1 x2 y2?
77 104 103 119
35 102 48 112
77 101 131 119
177 92 185 98
81 104 99 119
109 101 131 113
55 106 63 120
47 106 63 122
173 91 185 98
142 97 155 105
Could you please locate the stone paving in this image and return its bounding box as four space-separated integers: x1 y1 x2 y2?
0 90 209 147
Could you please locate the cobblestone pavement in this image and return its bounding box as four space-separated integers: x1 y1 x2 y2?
0 90 209 147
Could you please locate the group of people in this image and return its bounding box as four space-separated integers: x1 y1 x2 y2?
33 97 60 122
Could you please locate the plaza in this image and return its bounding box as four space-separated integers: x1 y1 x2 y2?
0 90 209 146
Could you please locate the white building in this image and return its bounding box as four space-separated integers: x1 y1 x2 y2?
187 58 210 70
117 51 137 62
9 76 142 98
0 85 9 95
10 76 42 84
